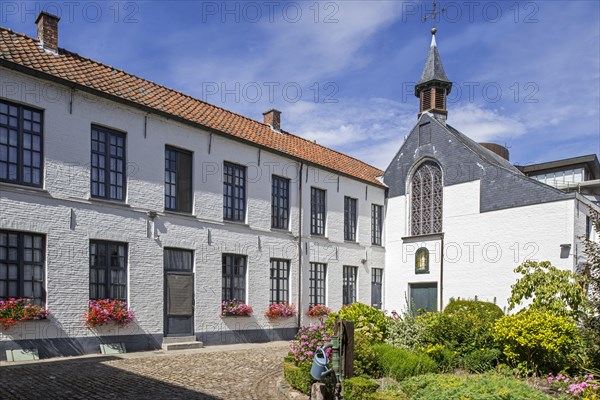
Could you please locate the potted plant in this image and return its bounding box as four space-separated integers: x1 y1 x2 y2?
0 298 48 330
306 305 331 318
264 303 296 319
84 299 135 329
221 299 253 317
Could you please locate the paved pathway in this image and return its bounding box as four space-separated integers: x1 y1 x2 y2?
0 342 290 400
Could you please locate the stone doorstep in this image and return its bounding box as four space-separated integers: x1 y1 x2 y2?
161 336 204 351
162 336 198 344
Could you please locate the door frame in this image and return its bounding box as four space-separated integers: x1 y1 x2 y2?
163 249 195 337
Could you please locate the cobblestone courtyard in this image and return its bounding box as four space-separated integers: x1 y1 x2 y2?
0 342 289 399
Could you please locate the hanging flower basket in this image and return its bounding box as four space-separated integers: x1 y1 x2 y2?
306 305 331 318
84 299 135 329
221 300 253 317
264 303 296 319
0 298 48 330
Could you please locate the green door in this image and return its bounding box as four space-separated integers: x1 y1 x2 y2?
410 282 438 314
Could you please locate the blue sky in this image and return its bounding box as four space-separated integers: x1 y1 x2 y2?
1 0 599 170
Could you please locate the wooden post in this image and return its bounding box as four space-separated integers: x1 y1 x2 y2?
341 320 354 379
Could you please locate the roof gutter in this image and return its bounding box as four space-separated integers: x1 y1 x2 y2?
0 59 385 189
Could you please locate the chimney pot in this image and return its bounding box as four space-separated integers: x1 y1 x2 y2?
36 12 60 52
263 109 281 131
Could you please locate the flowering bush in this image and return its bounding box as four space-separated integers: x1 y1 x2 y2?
0 298 48 329
84 299 135 329
288 324 332 365
264 303 296 319
548 373 599 398
306 305 331 318
221 300 253 316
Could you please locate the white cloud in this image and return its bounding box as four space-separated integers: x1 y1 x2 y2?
448 103 526 143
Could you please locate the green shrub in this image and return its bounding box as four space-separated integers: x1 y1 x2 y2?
423 344 458 373
343 376 379 400
462 348 501 373
444 298 504 323
385 309 425 350
369 391 408 400
374 344 438 381
399 373 552 400
283 361 314 395
492 310 581 374
326 302 388 343
417 299 503 362
354 328 382 377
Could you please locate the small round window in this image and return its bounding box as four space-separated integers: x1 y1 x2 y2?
415 247 430 274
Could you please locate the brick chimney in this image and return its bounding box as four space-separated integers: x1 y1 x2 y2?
263 109 281 131
36 12 60 53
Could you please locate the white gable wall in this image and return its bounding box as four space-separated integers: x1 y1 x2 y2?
385 178 578 314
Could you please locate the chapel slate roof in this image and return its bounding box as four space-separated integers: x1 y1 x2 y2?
444 124 523 175
0 27 385 187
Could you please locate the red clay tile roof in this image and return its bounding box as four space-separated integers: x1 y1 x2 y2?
0 27 384 187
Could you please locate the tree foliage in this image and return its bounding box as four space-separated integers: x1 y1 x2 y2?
508 260 589 319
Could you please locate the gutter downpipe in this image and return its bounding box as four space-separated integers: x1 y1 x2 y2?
297 163 304 329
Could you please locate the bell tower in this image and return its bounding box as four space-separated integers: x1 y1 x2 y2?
415 26 452 123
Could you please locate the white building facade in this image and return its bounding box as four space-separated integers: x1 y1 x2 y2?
0 14 386 359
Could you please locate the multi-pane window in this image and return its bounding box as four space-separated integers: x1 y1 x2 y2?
343 265 357 305
344 197 357 241
411 161 443 235
371 268 383 309
165 146 193 213
89 240 127 300
272 175 290 229
0 100 43 186
371 204 383 245
0 231 45 305
311 187 326 236
223 162 246 222
222 254 246 301
270 259 290 304
309 262 326 307
91 125 126 201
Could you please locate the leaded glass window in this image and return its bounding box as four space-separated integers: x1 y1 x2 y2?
411 161 442 235
222 254 246 302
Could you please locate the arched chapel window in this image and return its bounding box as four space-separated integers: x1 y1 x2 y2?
411 161 443 236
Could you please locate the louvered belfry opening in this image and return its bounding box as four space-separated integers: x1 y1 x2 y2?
434 88 446 110
421 89 432 112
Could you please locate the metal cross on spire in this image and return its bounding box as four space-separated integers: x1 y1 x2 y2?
422 1 446 34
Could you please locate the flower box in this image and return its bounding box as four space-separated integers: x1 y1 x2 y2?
264 303 296 319
221 300 253 317
84 299 135 329
306 305 331 318
0 298 49 330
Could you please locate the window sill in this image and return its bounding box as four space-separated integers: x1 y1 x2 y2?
223 220 250 228
88 197 130 208
401 232 444 242
270 227 292 235
309 235 329 240
164 210 196 219
0 182 50 197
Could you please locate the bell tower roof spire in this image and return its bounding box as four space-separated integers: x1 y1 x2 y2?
417 27 450 88
414 21 452 122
